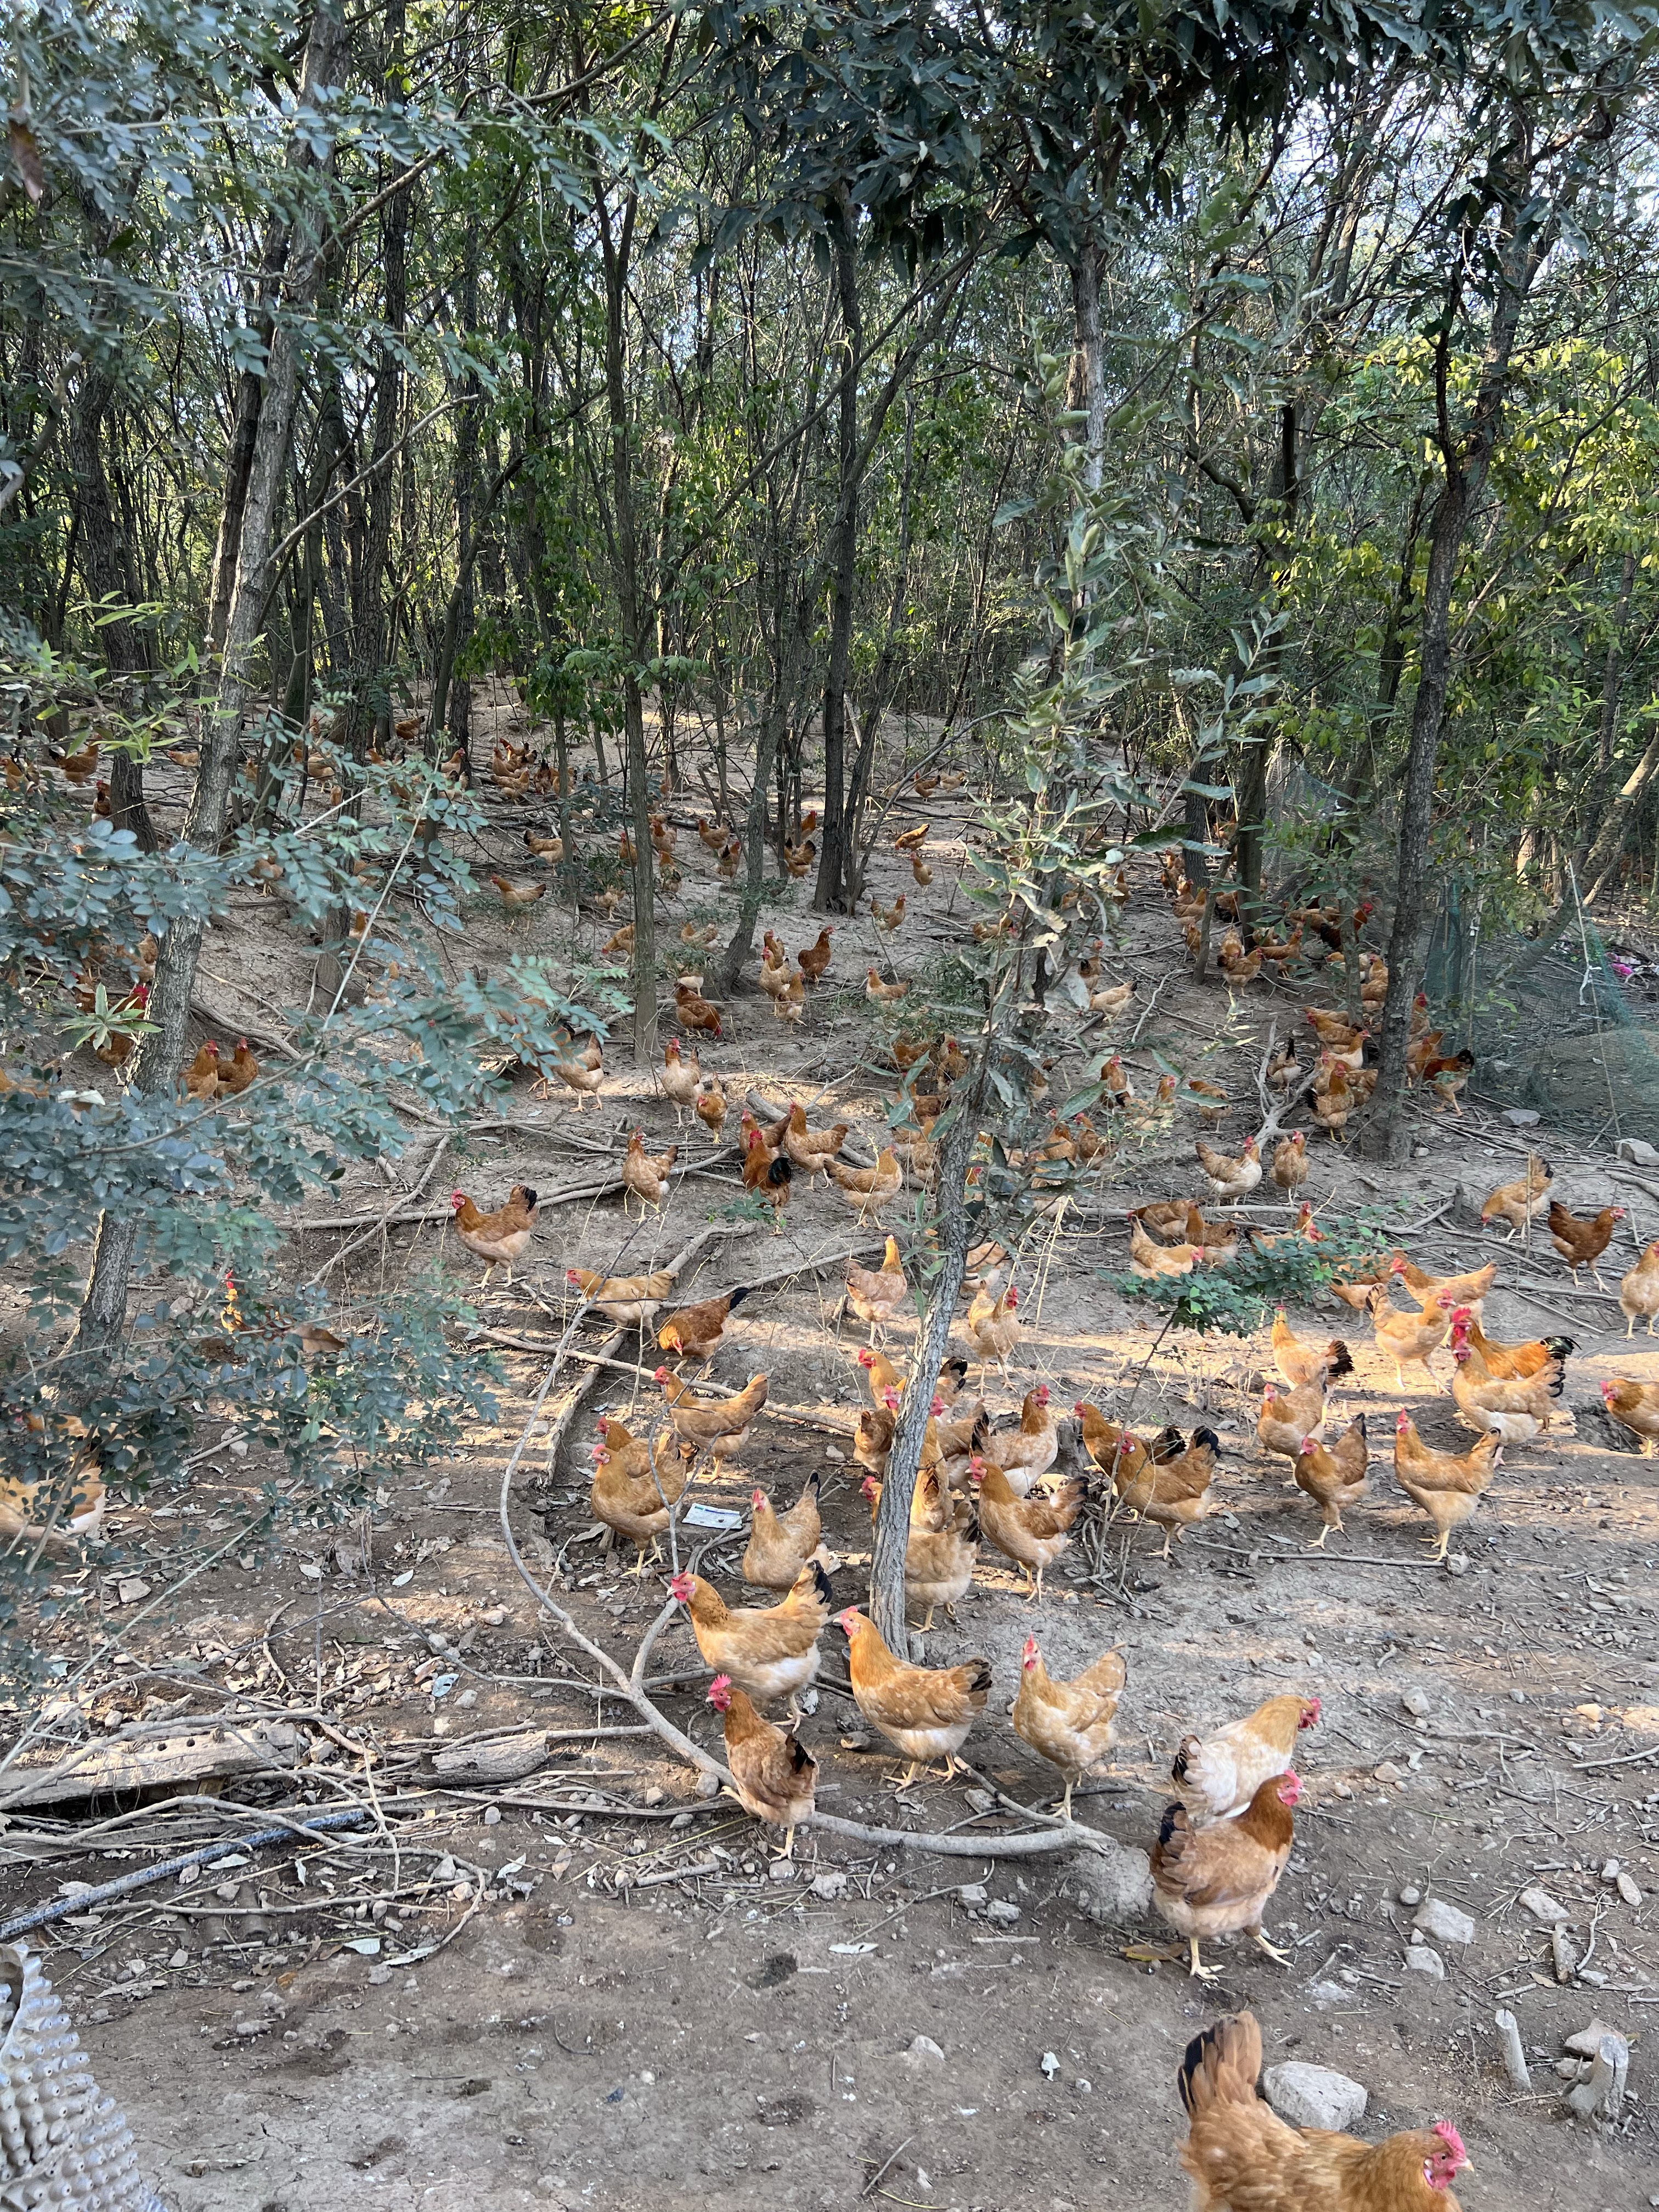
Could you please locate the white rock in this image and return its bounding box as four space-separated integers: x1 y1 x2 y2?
1040 2051 1059 2080
1262 2061 1369 2133
1413 1897 1476 1946
1397 1884 1422 1908
1307 1982 1352 2010
810 1870 848 1901
1600 1858 1620 1881
1564 2017 1623 2057
768 1860 797 1883
955 1882 987 1908
901 2035 945 2072
985 1899 1021 1927
1404 1946 1445 1979
1064 1837 1154 1926
1618 1137 1659 1165
1401 1690 1431 1718
1616 1871 1641 1906
1519 1886 1570 1926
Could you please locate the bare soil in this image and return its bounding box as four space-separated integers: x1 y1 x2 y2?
6 692 1657 2210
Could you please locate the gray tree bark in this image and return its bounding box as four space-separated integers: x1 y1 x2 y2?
72 0 351 1353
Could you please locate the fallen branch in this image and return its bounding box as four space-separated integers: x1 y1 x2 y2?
304 1136 452 1286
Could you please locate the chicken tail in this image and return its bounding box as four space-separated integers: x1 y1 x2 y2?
726 1285 753 1316
1170 1734 1200 1786
1178 2011 1264 2121
1325 1339 1354 1381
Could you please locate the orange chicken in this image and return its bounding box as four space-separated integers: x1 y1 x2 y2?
621 1127 677 1212
1392 1412 1500 1559
708 1676 817 1859
656 1285 750 1362
1270 1311 1353 1392
565 1265 675 1328
1293 1419 1369 1547
1620 1240 1659 1336
672 1562 833 1712
1171 1692 1321 1823
1599 1376 1659 1454
590 1418 692 1567
654 1368 768 1454
968 1458 1083 1599
450 1184 538 1286
660 1037 701 1124
839 1607 991 1788
742 1472 822 1590
1012 1637 1126 1819
963 1277 1020 1380
1153 1771 1301 1980
845 1237 909 1340
1178 2011 1470 2210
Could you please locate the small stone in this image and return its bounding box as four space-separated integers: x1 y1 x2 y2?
901 2035 945 2072
768 1860 797 1883
367 1964 391 1987
1504 1108 1542 1128
1373 1762 1403 1785
985 1899 1021 1927
433 1856 458 1884
1551 1925 1579 1984
810 1870 848 1901
642 1786 667 1808
964 1787 996 1814
1262 2062 1368 2133
1618 1136 1659 1165
1616 1871 1641 1905
1307 1982 1351 2010
1065 1837 1154 1927
1601 1858 1620 1882
823 1445 845 1463
671 1812 695 1830
1039 2052 1059 2080
797 1690 819 1717
1510 1689 1527 1704
1404 1946 1445 1979
1564 2017 1623 2057
1075 2079 1092 2094
1401 1690 1431 1719
115 1576 151 1606
1397 1885 1422 1908
640 2070 654 2085
1553 2057 1582 2079
1520 1886 1570 1926
1413 1897 1475 1946
1445 1554 1468 1577
482 1807 501 1827
695 1770 721 1799
956 1882 988 1908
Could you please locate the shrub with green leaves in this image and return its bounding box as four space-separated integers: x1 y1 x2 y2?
0 644 625 1685
1104 1212 1397 1336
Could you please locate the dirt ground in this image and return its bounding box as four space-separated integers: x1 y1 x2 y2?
5 690 1658 2210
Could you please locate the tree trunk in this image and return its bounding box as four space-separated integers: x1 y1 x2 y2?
72 0 351 1355
66 364 158 850
1573 547 1638 875
1362 187 1546 1161
1069 238 1106 495
813 220 861 916
207 218 292 652
597 186 657 1062
868 1073 983 1659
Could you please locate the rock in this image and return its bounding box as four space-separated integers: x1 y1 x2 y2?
1618 1137 1659 1165
1401 1690 1431 1719
1413 1897 1476 1947
1551 1925 1579 1984
1064 1837 1154 1926
1404 1946 1445 1979
900 2035 945 2072
1519 1886 1570 1926
1616 1871 1642 1906
810 1870 848 1902
1445 1554 1468 1577
1553 2057 1583 2080
1262 2062 1369 2134
1504 1109 1542 1128
1307 1982 1351 2010
768 1860 797 1883
955 1882 987 1908
1397 1884 1422 1908
695 1769 722 1799
1600 1858 1620 1882
642 1786 667 1807
964 1787 996 1814
1564 2017 1624 2057
1373 1761 1404 1786
1040 2052 1059 2080
985 1899 1021 1927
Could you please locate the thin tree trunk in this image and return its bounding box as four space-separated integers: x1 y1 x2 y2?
66 364 158 850
73 0 351 1355
1070 238 1106 495
814 219 861 916
207 219 292 652
868 1070 984 1658
1363 184 1547 1162
597 186 657 1062
1574 547 1638 874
